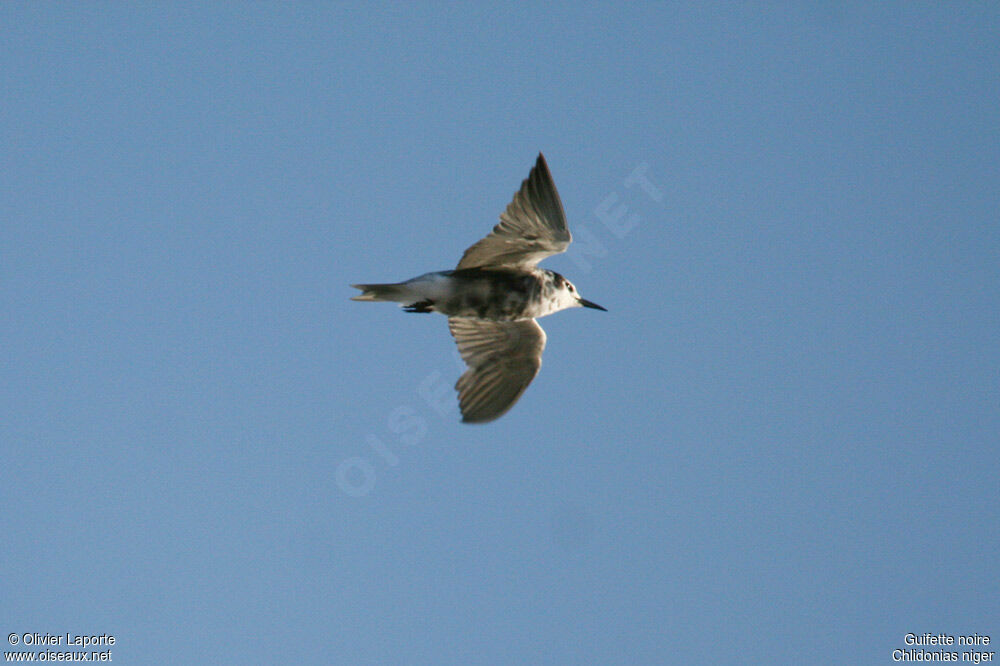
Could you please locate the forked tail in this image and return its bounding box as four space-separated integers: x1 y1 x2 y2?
350 282 411 302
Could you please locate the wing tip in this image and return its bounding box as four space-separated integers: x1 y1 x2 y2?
460 412 501 425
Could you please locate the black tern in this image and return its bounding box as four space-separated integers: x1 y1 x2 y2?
351 153 606 423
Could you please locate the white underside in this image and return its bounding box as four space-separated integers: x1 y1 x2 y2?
403 272 455 301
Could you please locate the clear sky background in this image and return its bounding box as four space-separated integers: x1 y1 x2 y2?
2 3 998 664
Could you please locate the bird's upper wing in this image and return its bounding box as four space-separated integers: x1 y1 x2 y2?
449 317 547 423
456 153 571 269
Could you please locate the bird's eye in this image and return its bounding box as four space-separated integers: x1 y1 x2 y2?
568 284 575 291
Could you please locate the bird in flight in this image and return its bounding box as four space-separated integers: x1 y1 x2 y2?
351 153 606 423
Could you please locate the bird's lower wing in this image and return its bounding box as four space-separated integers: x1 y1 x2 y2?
448 318 547 423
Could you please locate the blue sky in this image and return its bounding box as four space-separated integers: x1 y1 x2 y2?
2 3 998 664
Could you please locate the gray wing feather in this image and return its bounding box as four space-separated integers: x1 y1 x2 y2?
449 318 547 423
456 153 571 269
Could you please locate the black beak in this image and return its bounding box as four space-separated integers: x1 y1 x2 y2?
578 298 607 311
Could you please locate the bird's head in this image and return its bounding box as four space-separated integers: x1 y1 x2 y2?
549 272 606 313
